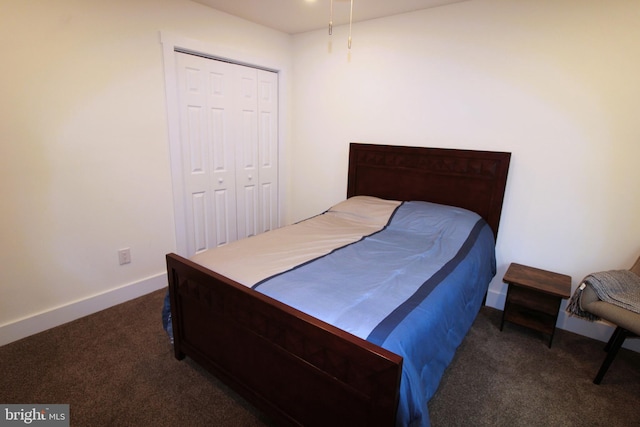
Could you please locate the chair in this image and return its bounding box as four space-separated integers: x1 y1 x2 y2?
579 255 640 384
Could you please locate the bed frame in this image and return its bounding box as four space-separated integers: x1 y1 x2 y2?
166 143 511 426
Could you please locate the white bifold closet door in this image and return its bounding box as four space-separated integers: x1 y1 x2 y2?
176 51 278 257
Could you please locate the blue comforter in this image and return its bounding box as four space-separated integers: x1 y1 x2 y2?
253 201 496 427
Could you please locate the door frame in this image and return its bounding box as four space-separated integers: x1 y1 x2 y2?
160 32 286 256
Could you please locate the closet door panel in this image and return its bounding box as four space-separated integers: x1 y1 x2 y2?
176 52 237 255
177 53 211 255
213 188 234 247
191 192 208 253
235 65 260 239
240 185 258 239
206 58 238 246
257 70 279 233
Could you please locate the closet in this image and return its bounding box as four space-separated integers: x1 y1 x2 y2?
175 51 278 257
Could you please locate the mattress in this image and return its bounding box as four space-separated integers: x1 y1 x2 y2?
188 196 496 426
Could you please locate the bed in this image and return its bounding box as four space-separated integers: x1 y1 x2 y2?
166 143 511 426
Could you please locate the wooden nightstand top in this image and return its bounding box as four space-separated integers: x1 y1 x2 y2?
503 263 571 299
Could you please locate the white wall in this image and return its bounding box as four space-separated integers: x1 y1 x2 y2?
0 0 292 345
291 0 640 348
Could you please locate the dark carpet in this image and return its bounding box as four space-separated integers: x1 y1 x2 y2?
1 289 638 426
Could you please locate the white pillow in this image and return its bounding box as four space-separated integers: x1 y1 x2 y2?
327 196 401 225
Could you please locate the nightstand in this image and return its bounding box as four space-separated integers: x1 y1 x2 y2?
501 263 572 347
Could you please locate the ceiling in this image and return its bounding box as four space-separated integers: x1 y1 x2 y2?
193 0 468 35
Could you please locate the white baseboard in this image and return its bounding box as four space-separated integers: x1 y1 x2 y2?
486 287 640 353
0 273 167 347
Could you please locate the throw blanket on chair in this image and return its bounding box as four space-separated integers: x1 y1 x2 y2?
566 270 640 321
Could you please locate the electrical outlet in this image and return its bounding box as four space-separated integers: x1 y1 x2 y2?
118 248 131 265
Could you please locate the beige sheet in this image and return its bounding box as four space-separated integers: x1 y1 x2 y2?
190 196 401 287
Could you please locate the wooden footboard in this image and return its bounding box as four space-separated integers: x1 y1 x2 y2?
167 253 403 427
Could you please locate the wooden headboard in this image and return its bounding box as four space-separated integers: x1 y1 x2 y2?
347 143 511 238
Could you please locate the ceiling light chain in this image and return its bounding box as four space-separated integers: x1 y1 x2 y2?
348 0 353 49
329 0 333 35
328 0 354 49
